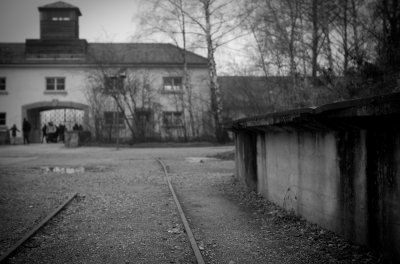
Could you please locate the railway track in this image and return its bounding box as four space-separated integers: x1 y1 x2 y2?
0 159 205 264
0 192 78 263
157 159 205 264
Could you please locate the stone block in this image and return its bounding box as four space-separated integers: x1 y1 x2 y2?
65 131 79 148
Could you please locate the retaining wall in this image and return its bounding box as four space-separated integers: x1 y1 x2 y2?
232 93 400 262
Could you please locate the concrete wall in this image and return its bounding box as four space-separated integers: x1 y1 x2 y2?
254 131 361 237
233 96 400 262
235 130 257 190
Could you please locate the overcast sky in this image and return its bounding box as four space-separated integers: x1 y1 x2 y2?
0 0 143 42
0 0 250 73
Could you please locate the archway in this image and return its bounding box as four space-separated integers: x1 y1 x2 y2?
22 100 89 143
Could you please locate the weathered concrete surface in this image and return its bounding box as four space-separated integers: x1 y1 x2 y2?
235 130 257 190
232 92 400 262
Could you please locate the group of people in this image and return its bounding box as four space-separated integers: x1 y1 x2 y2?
72 123 83 131
9 118 31 145
9 119 83 145
41 122 67 143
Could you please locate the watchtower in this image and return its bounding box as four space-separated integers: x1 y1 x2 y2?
25 1 87 57
39 1 82 40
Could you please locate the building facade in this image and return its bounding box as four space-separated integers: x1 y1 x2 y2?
0 1 212 144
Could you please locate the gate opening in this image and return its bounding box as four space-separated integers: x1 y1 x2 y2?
23 101 89 143
40 109 84 132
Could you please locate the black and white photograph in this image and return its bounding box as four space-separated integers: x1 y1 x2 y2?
0 0 399 263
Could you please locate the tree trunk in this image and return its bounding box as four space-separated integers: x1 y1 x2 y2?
203 1 224 142
311 0 319 82
321 4 334 71
180 0 196 138
350 0 361 67
343 0 349 73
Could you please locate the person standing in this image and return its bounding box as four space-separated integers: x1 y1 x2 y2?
73 123 79 131
41 124 47 143
22 118 31 144
58 123 66 143
9 124 20 145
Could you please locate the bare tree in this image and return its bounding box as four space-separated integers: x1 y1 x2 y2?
240 0 311 108
172 0 245 142
138 0 245 142
311 0 320 81
372 0 400 72
137 0 201 139
86 44 161 142
84 75 108 141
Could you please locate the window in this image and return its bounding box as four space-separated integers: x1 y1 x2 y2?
104 76 125 93
163 111 183 127
136 110 151 124
0 113 5 126
52 17 71 21
46 77 65 91
135 110 152 136
0 77 5 91
104 111 125 127
163 77 182 92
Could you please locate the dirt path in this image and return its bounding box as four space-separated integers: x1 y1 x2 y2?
166 157 382 264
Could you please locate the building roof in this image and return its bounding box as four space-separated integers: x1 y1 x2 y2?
38 1 82 16
0 42 208 67
218 76 303 119
230 92 400 130
219 76 267 90
218 75 296 98
39 1 79 9
38 1 82 15
87 43 207 65
219 76 273 119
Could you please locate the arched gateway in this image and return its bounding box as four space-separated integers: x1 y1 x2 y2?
22 100 89 143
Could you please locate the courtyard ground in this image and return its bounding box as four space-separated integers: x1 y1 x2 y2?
0 144 384 263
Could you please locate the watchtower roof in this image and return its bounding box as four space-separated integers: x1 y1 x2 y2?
38 1 82 16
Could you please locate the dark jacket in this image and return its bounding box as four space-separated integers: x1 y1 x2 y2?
10 125 20 137
23 119 31 132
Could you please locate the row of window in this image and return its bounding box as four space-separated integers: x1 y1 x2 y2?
163 111 183 126
0 77 65 91
163 77 183 92
51 17 71 21
103 76 183 92
0 77 184 92
103 111 183 127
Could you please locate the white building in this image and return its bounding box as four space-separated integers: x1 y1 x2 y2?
0 1 212 144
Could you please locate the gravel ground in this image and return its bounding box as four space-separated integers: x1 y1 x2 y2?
164 155 384 264
0 144 385 263
0 144 225 264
